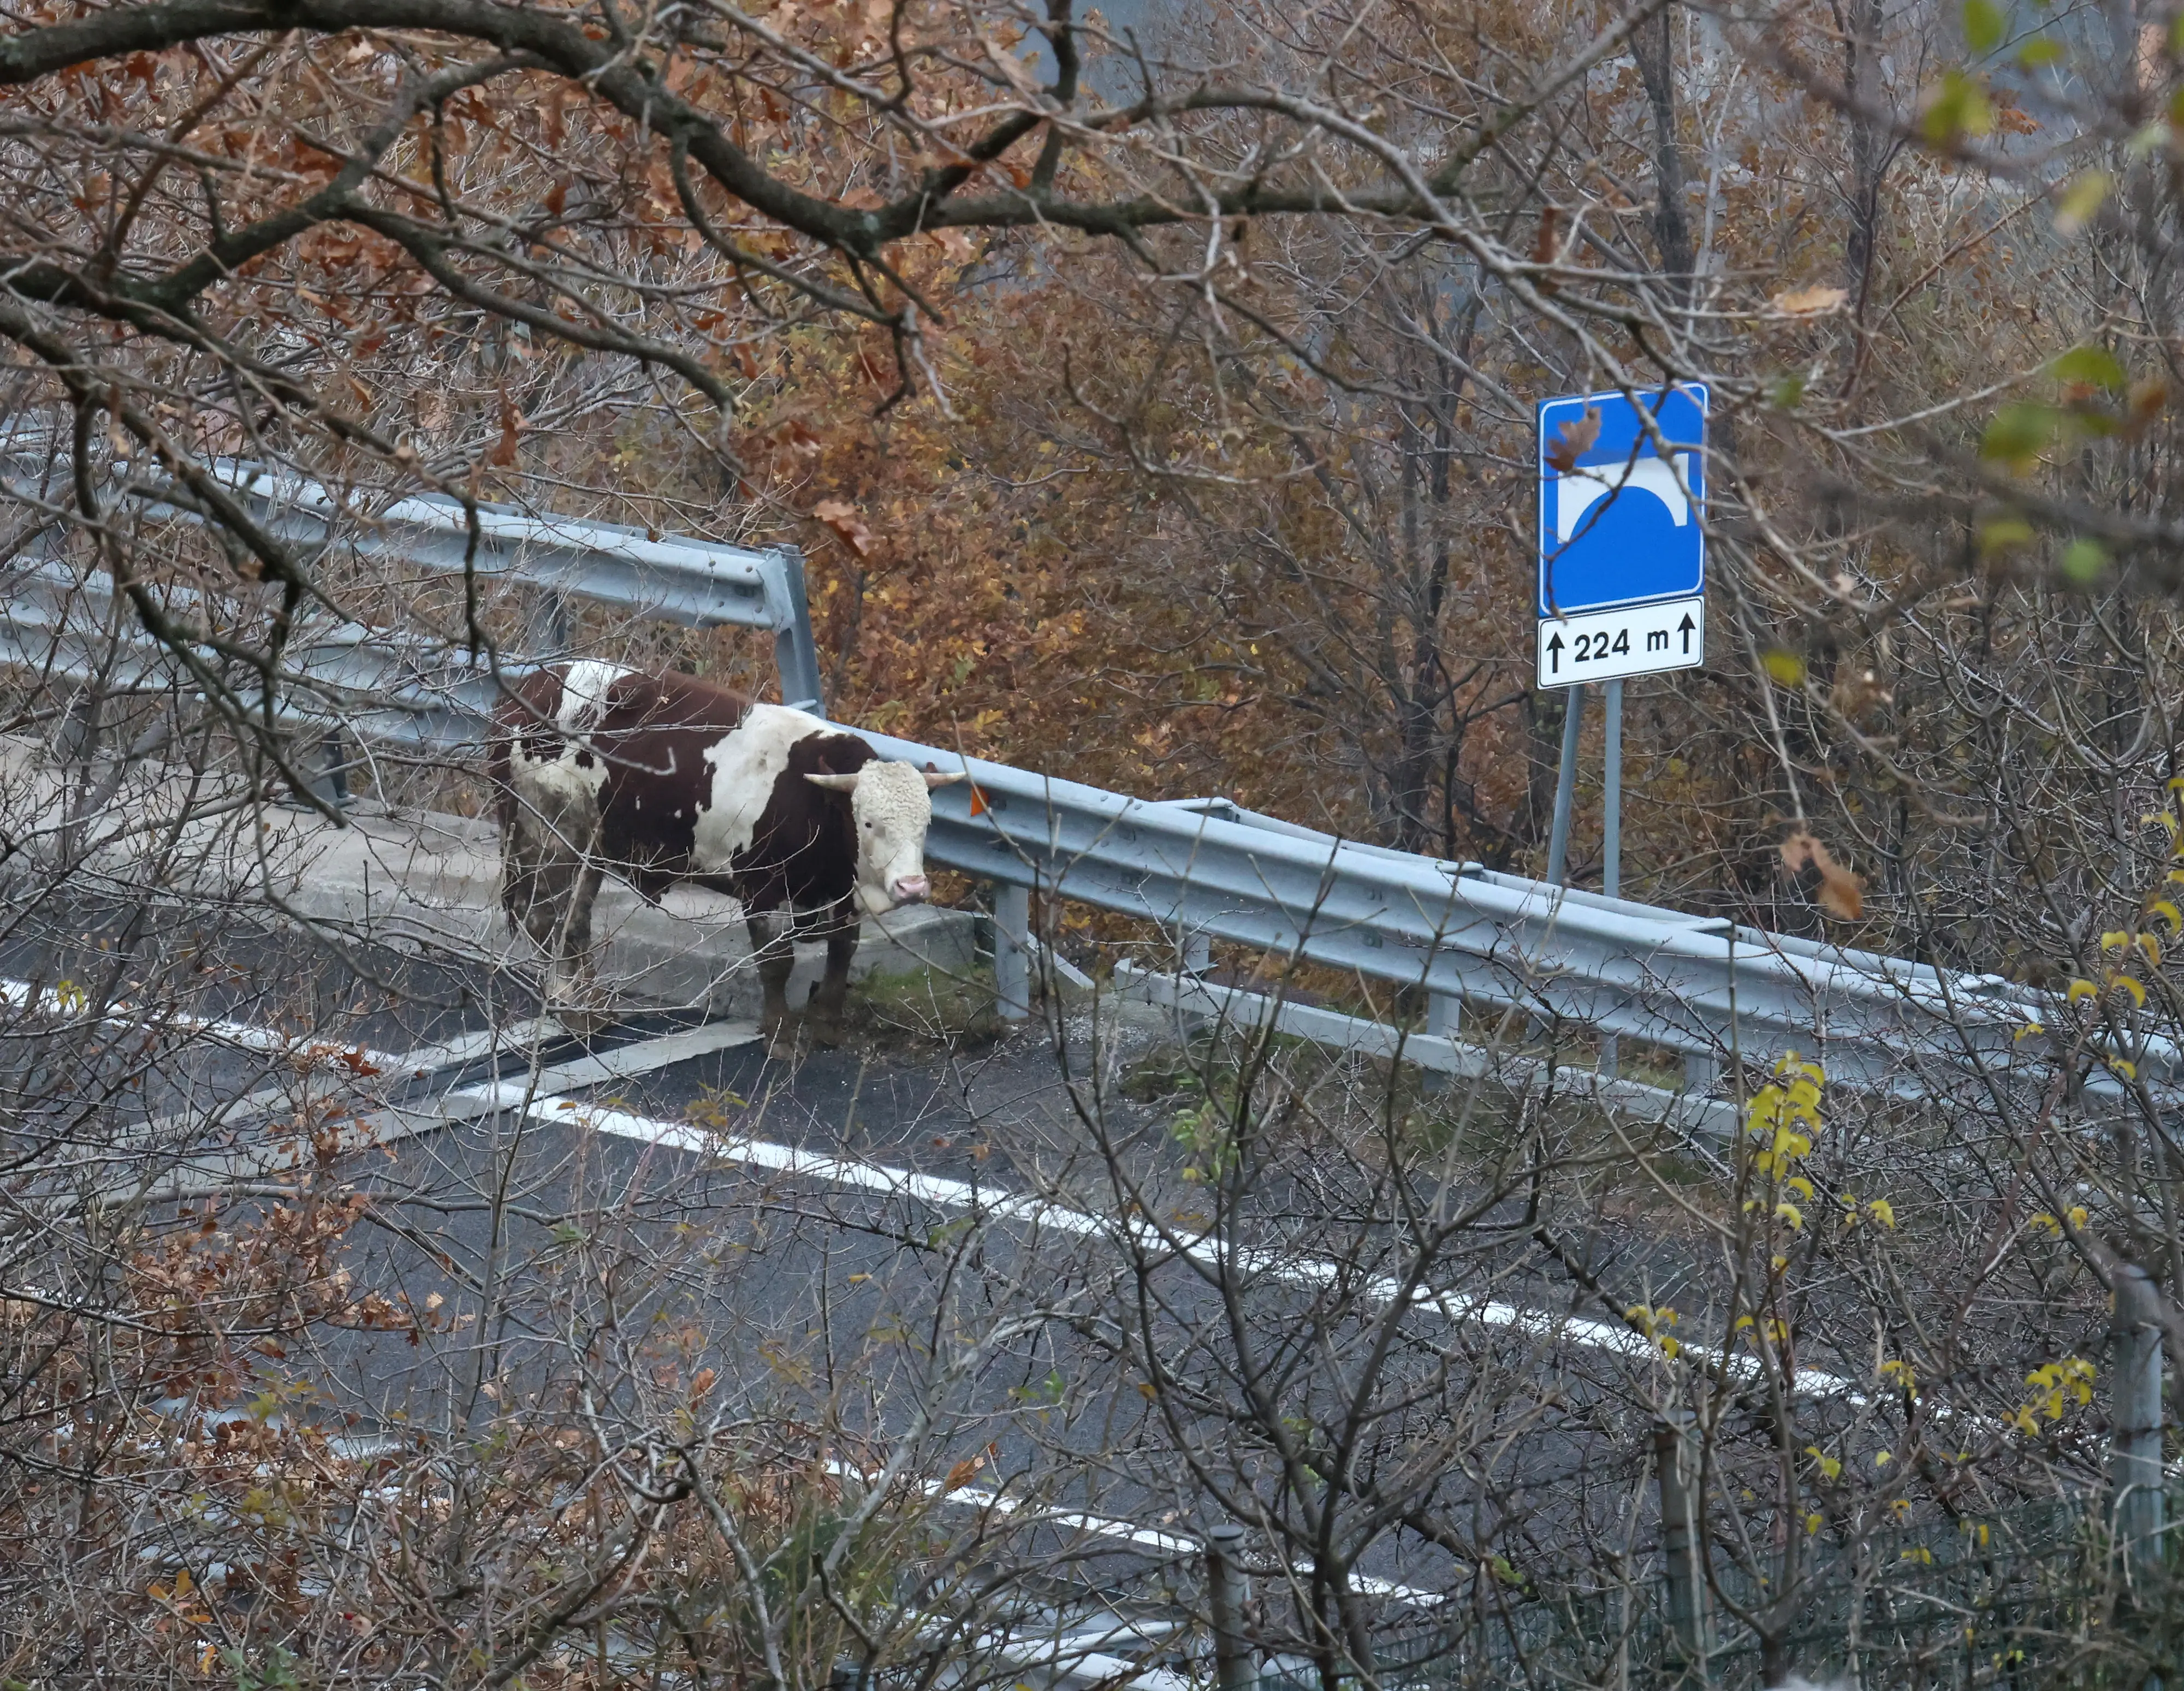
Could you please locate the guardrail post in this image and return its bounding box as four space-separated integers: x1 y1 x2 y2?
1178 924 1212 977
1205 1524 1253 1691
1654 1410 1711 1674
1427 990 1462 1042
2111 1263 2166 1595
769 545 823 713
280 732 353 812
529 584 573 654
992 882 1031 1022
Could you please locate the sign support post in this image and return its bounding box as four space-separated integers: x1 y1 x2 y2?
1546 684 1585 888
1600 676 1623 1075
1535 382 1706 1079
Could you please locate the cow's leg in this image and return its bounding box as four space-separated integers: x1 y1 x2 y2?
747 906 797 1058
502 789 607 1034
800 898 859 1048
545 858 607 1033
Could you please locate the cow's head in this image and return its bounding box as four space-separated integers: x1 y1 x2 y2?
806 762 967 914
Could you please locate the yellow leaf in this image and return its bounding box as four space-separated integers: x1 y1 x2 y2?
2054 169 2113 236
2015 1021 2044 1041
2150 900 2181 934
2102 930 2132 953
2067 978 2099 1002
1769 283 1849 317
1763 648 1807 686
1787 1176 1814 1201
1776 1201 1806 1231
1806 1511 1825 1534
2068 1204 2089 1228
2110 975 2147 1010
1867 1198 1897 1229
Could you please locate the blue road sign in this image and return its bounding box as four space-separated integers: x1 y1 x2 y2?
1536 384 1707 619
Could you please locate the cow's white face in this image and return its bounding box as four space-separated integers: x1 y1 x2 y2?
809 761 965 915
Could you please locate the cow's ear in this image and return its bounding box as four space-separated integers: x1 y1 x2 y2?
923 770 969 788
805 772 861 792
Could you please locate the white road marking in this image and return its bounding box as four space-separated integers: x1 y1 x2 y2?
548 1099 1860 1400
41 975 1859 1401
874 1464 1448 1606
127 1019 762 1202
0 976 428 1071
128 1018 568 1150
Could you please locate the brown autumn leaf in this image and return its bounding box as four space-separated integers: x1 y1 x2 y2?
488 389 523 467
814 496 877 556
1530 206 1563 295
1780 829 1863 920
1544 405 1601 475
1768 283 1849 317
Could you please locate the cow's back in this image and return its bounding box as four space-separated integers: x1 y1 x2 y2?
491 664 875 905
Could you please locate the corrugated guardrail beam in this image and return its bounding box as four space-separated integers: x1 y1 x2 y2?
840 723 2130 1099
14 454 824 713
0 461 2126 1106
0 559 517 752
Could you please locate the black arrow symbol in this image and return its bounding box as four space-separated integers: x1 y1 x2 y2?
1545 630 1564 673
1677 612 1695 654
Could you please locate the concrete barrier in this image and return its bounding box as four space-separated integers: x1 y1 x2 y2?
0 735 976 1018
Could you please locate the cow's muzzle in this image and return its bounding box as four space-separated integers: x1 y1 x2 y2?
889 875 931 905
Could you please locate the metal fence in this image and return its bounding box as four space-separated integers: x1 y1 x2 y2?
0 469 2149 1118
843 723 2145 1109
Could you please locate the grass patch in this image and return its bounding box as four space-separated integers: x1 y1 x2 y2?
850 960 1004 1047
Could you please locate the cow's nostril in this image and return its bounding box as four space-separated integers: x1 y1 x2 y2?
892 876 930 905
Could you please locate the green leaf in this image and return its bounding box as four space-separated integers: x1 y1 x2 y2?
2053 343 2126 391
1980 402 2060 472
2061 538 2109 585
2052 169 2112 236
1921 69 1995 144
1963 0 2006 55
1978 515 2035 555
1769 372 1808 411
1763 649 1807 687
2017 34 2065 67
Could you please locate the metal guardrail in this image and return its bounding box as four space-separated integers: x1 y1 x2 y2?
134 463 824 713
3 454 823 713
843 724 2129 1100
0 454 2130 1105
0 556 517 752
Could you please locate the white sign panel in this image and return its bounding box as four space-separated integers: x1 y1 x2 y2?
1536 596 1704 689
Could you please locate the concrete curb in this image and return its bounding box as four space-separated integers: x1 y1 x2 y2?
0 735 976 1018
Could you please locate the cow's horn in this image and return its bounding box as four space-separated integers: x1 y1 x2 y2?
923 769 969 788
805 772 860 792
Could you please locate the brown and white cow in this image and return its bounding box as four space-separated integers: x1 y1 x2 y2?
489 662 961 1049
